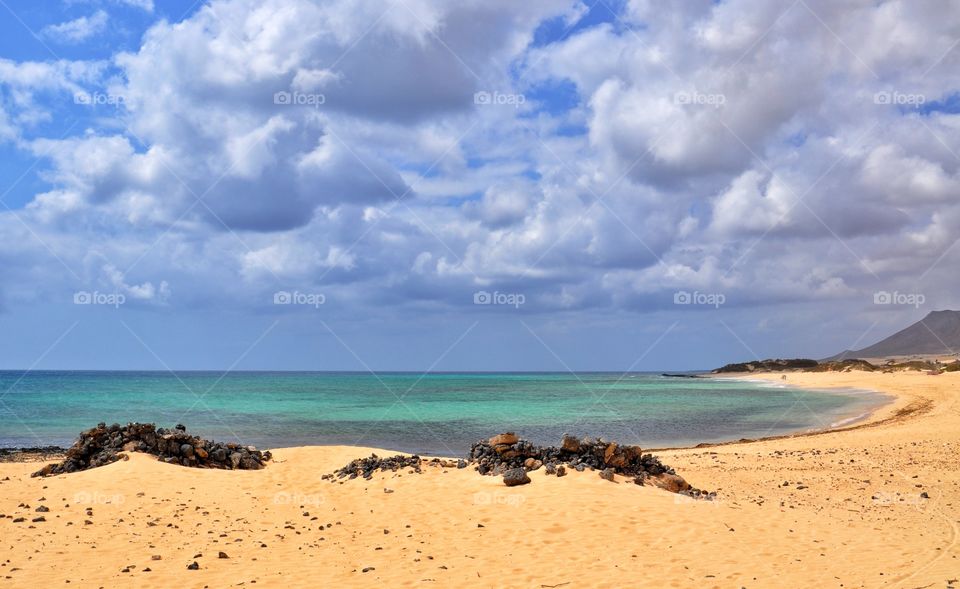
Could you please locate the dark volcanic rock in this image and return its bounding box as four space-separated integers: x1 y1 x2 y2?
468 433 708 496
332 454 422 480
31 423 271 477
502 468 531 487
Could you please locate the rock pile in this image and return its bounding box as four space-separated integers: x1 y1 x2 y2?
470 432 714 498
470 432 669 477
32 423 271 477
329 453 424 480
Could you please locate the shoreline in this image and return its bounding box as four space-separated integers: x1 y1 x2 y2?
657 371 926 452
0 373 903 461
0 370 957 587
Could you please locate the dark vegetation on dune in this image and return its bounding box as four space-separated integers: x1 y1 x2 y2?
713 357 956 374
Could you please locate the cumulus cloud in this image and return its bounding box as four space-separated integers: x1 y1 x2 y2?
1 0 959 352
42 11 109 43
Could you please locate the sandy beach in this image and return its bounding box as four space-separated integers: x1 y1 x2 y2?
1 371 958 588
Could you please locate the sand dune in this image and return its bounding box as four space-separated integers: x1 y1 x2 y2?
1 371 958 588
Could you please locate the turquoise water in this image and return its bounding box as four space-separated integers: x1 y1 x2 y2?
0 371 888 454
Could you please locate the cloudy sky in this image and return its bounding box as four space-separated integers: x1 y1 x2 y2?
0 0 957 371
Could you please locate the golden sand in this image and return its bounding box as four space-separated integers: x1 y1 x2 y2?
1 371 958 588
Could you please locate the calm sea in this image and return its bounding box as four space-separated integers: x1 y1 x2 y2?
0 371 888 455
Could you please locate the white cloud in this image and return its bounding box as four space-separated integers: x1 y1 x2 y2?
1 0 960 332
42 11 109 44
116 0 154 10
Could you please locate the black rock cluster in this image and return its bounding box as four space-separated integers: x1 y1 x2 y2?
469 432 714 498
469 432 674 477
32 422 272 477
328 453 425 480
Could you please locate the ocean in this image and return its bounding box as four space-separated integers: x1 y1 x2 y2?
0 371 888 455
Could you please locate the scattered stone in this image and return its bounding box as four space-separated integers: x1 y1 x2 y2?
502 468 531 487
921 492 930 499
31 516 45 523
187 562 200 570
362 567 375 573
218 552 229 559
35 505 49 513
599 468 615 482
555 465 566 477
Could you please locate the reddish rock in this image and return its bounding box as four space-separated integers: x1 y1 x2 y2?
561 434 580 453
488 433 519 446
523 458 543 470
652 473 691 493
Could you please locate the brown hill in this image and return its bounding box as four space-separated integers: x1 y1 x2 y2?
827 310 960 360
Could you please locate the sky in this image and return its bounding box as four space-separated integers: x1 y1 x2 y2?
0 0 958 371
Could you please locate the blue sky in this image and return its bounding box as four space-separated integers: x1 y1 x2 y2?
0 0 957 371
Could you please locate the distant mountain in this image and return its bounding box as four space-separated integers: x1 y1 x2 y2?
827 310 960 360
